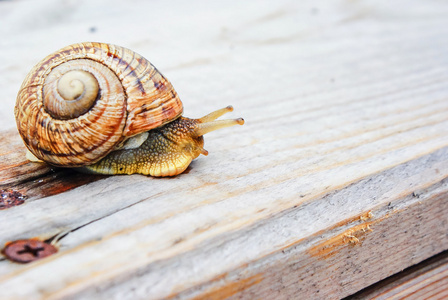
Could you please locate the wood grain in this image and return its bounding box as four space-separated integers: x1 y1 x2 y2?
349 251 448 300
1 0 448 299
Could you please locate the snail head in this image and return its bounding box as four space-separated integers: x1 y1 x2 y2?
172 105 245 158
83 106 244 176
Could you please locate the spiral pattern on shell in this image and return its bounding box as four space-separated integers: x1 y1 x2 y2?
14 42 183 167
44 67 100 119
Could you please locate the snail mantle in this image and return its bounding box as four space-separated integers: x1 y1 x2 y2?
14 42 244 177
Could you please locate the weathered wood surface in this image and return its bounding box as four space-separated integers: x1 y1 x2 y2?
349 251 448 299
1 0 448 299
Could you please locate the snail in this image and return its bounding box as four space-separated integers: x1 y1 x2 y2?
14 42 244 177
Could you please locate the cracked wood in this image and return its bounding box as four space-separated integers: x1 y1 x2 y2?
1 0 448 299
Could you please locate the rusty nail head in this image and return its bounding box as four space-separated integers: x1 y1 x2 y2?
2 240 58 263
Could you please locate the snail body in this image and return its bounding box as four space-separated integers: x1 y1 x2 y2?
14 42 243 177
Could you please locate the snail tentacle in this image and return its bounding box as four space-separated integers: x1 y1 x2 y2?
80 106 244 177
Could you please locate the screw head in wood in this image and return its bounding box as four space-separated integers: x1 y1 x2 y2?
2 240 58 263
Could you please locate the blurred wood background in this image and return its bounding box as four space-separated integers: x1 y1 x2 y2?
1 0 448 299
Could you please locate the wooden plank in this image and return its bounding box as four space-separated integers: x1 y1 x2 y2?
0 0 448 299
348 251 448 300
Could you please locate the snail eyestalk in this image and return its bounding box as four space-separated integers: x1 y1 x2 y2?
81 106 244 177
195 118 245 137
195 105 245 137
198 105 234 122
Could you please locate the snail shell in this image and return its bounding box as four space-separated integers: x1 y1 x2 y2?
15 42 183 167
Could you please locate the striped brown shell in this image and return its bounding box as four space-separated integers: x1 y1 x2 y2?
14 42 183 167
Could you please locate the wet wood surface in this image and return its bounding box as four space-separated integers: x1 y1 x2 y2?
1 0 448 299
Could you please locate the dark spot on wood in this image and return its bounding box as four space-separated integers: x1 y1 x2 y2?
173 237 185 245
8 168 107 200
0 189 27 210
